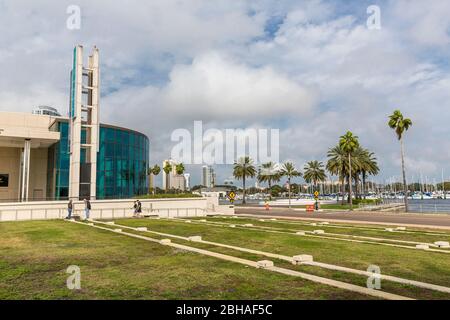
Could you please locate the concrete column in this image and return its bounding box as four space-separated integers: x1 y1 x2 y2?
88 47 99 200
69 45 84 201
18 149 23 202
21 139 31 202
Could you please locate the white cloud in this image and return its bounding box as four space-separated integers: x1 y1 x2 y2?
1 0 450 186
161 52 316 120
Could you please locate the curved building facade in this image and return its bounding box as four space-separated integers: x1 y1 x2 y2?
0 45 149 202
47 120 149 200
0 112 149 202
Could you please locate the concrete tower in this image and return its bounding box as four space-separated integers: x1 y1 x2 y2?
69 45 100 200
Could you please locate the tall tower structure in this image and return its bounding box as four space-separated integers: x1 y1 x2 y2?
69 45 100 200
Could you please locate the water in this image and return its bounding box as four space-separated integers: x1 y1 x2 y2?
222 198 450 214
407 199 450 214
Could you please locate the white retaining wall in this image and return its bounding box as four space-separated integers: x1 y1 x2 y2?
0 197 235 222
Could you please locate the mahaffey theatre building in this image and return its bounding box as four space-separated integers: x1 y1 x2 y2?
0 46 149 202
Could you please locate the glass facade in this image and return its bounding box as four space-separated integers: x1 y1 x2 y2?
47 121 149 200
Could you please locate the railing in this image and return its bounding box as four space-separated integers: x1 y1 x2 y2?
0 208 66 221
151 207 206 218
410 202 450 214
0 206 208 222
356 198 450 214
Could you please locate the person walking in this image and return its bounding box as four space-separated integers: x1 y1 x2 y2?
136 200 142 217
66 200 73 219
133 200 138 217
84 199 91 220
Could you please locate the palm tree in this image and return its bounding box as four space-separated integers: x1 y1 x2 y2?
304 161 327 210
350 146 365 199
175 163 185 175
388 110 412 212
257 162 281 200
148 164 161 194
163 163 173 191
327 145 347 204
339 131 360 210
233 157 256 204
358 149 379 199
303 161 327 189
152 165 161 176
280 162 302 209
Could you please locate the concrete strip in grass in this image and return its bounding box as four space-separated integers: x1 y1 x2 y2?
229 214 450 237
236 213 450 231
180 218 450 254
72 220 411 300
98 220 450 295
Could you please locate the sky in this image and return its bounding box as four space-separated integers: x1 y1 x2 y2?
0 0 449 187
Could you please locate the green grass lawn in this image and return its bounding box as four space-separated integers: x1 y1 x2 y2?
3 216 450 300
0 220 370 300
192 216 450 244
113 217 450 299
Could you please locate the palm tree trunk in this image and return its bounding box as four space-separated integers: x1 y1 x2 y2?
148 173 152 195
288 178 291 209
268 180 272 200
346 175 350 204
242 175 246 204
336 176 340 203
362 171 367 200
400 137 409 212
348 154 353 210
314 181 318 210
341 175 345 205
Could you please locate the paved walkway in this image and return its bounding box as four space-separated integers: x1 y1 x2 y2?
235 207 450 230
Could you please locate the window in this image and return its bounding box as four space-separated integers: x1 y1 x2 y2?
50 121 149 200
0 174 9 187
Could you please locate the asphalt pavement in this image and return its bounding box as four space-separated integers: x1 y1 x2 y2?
235 207 450 229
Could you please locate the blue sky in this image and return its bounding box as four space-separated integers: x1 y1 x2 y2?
0 0 449 187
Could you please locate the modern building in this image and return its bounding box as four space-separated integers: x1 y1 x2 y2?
223 177 235 186
32 106 62 117
184 173 191 190
0 45 149 202
202 165 215 188
162 159 186 191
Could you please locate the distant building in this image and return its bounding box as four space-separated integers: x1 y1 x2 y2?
202 165 215 188
162 159 186 191
184 173 191 190
224 177 234 186
32 106 61 117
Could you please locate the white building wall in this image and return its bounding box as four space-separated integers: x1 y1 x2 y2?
0 197 234 221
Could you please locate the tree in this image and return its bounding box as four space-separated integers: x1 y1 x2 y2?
280 162 302 209
350 146 365 199
257 162 281 200
152 165 161 176
339 131 360 210
388 110 412 212
304 161 327 210
327 145 347 204
303 161 327 189
233 157 256 204
358 149 379 199
148 164 161 194
163 163 173 191
270 184 284 197
175 163 185 175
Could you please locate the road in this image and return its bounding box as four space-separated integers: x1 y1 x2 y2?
235 207 450 230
